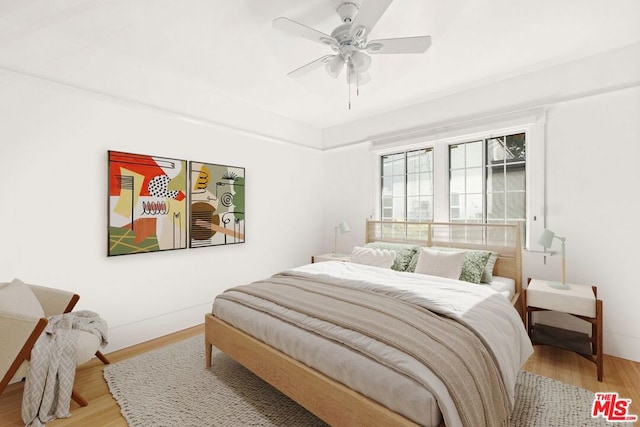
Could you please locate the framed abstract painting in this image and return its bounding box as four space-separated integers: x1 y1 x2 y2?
108 151 188 256
189 161 245 248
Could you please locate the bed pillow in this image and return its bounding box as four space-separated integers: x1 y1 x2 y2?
414 248 466 280
481 251 500 283
411 247 492 284
350 246 396 269
0 278 44 318
458 250 492 284
364 242 418 272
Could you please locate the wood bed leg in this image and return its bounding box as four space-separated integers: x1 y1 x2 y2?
95 351 110 365
71 389 88 407
205 341 212 368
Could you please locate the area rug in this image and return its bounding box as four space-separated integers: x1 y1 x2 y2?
104 335 626 426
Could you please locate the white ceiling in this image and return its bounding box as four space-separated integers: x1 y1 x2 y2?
1 0 639 132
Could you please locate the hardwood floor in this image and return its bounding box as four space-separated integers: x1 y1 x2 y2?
1 324 638 426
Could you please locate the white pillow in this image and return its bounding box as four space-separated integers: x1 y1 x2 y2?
414 248 466 280
0 278 45 318
350 246 396 269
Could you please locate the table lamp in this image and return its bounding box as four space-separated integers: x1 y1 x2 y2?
333 221 350 254
537 228 569 290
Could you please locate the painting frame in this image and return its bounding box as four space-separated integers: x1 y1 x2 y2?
107 150 188 256
189 161 245 248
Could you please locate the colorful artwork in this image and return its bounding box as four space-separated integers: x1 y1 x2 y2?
189 161 245 248
108 151 188 256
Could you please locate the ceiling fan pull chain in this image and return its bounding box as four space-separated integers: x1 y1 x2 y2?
347 57 352 109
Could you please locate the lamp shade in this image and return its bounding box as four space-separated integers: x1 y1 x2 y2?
537 229 555 249
337 221 350 234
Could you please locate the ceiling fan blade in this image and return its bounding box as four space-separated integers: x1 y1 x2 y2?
287 55 334 78
349 0 394 41
273 17 338 47
366 36 432 54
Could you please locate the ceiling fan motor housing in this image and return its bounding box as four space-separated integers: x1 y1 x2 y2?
337 2 359 23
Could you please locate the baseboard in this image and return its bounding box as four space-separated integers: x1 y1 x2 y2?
105 302 211 352
605 331 640 363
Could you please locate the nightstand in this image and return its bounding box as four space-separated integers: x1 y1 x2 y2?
311 253 351 263
524 278 603 381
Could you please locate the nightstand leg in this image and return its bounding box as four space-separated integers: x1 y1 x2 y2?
595 299 603 381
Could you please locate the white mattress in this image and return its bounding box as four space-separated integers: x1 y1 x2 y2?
483 276 516 300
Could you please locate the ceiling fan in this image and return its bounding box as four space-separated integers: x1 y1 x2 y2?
273 0 431 107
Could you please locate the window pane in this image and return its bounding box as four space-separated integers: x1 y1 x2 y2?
407 174 419 196
450 144 464 169
466 194 483 220
420 174 433 196
407 196 420 221
450 194 464 220
487 192 505 220
487 165 505 192
393 176 405 196
421 196 433 219
392 197 405 219
506 192 525 220
407 154 418 174
487 138 506 163
382 177 392 196
393 158 405 175
450 169 465 193
506 133 526 161
506 166 525 191
466 141 483 167
382 159 393 176
466 167 483 193
421 150 433 172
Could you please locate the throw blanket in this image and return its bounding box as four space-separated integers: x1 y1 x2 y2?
218 272 511 427
22 310 108 427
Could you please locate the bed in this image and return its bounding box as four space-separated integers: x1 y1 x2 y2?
205 221 531 427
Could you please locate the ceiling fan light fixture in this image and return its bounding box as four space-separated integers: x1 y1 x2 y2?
325 55 345 78
351 51 372 72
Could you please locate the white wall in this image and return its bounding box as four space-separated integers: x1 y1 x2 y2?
524 86 640 362
322 84 640 362
0 73 325 352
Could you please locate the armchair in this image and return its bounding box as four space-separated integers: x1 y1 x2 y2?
0 279 109 408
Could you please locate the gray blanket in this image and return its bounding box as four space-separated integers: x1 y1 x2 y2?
22 310 108 427
219 273 510 427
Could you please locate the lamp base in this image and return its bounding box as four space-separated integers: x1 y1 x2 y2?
547 281 570 290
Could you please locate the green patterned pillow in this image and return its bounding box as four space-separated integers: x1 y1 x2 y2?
364 242 418 272
458 250 492 284
481 251 500 283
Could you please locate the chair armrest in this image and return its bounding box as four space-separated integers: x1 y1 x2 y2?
0 312 46 393
28 284 79 316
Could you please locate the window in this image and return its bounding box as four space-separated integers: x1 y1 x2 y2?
449 132 526 238
381 148 434 221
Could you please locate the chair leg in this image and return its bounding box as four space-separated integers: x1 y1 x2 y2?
71 389 88 407
95 351 110 365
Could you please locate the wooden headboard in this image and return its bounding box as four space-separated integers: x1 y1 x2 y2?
366 220 523 317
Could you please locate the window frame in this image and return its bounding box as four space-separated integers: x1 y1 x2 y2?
380 148 434 222
371 109 546 250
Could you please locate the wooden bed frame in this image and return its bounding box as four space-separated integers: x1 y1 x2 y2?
205 220 523 427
